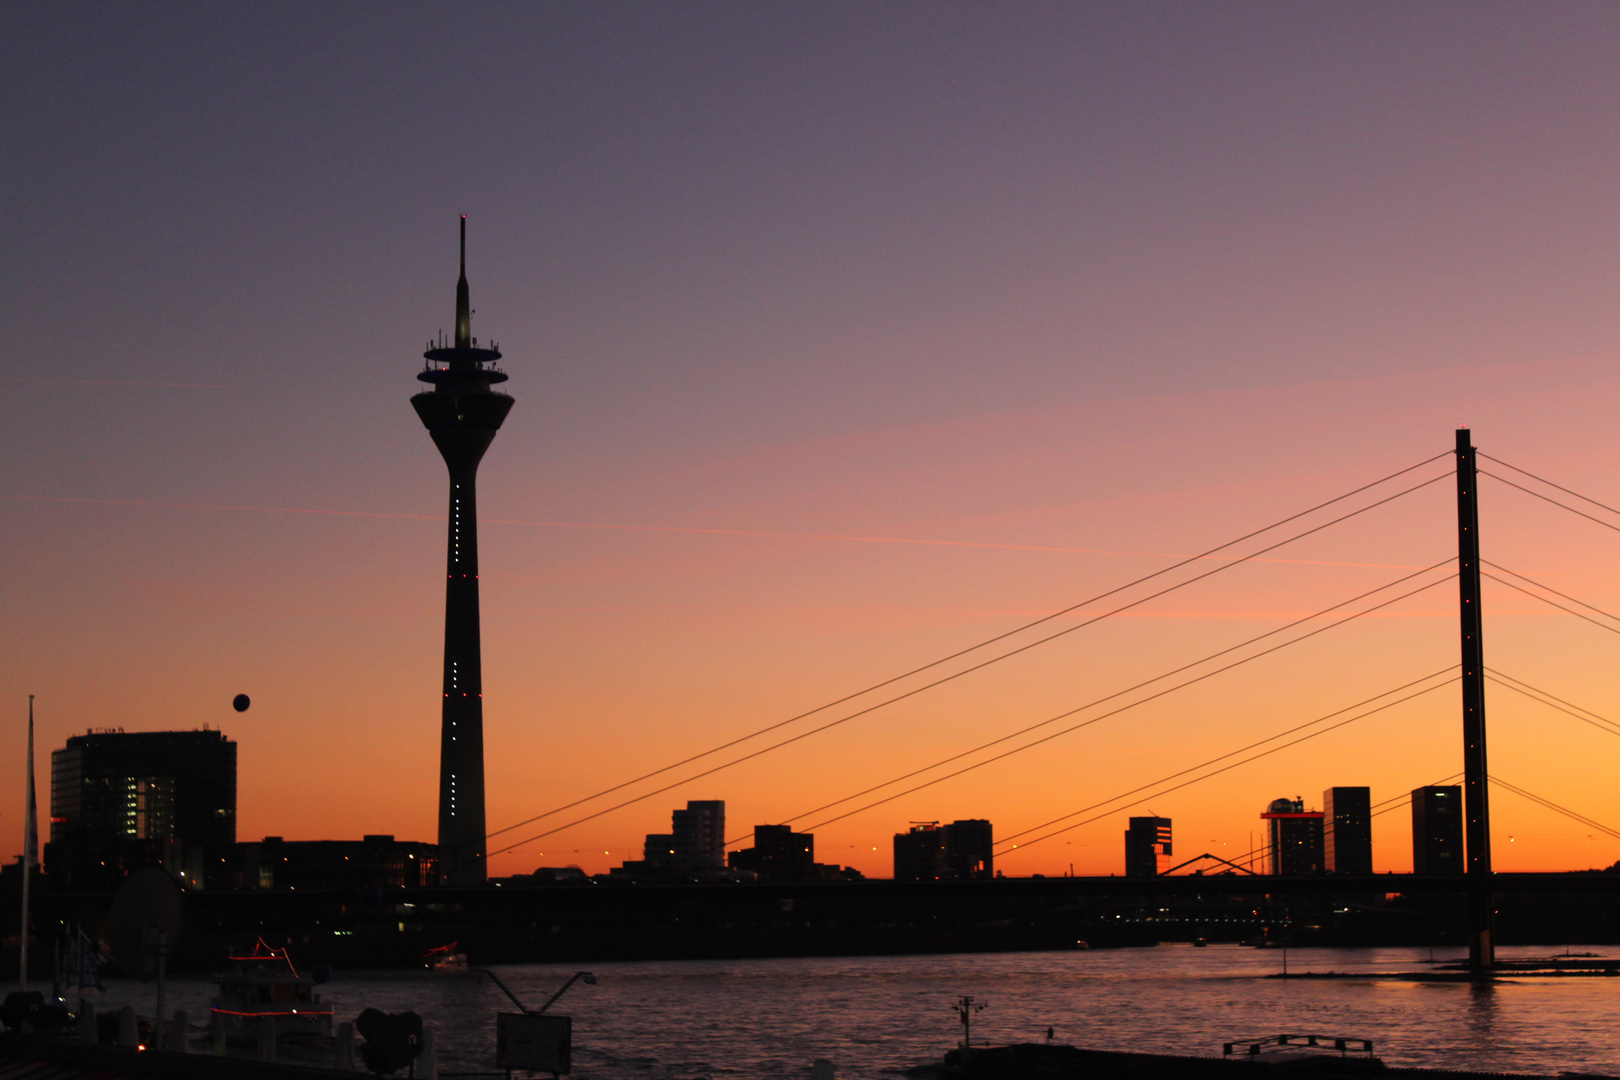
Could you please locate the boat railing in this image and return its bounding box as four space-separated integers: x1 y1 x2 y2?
1222 1034 1374 1057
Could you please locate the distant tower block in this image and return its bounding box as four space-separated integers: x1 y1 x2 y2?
1323 786 1372 875
413 216 514 885
1123 816 1171 878
1412 785 1464 875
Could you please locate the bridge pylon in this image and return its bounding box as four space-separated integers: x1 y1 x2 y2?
1455 428 1494 970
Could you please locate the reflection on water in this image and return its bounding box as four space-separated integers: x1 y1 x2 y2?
1466 977 1497 1042
70 944 1620 1079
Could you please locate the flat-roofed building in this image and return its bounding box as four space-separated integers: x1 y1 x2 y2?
236 835 439 889
943 819 994 880
1124 817 1172 877
612 800 731 880
1412 785 1464 874
894 822 947 881
1262 797 1324 875
728 824 815 882
894 819 995 880
672 800 726 870
47 728 236 890
1323 787 1372 875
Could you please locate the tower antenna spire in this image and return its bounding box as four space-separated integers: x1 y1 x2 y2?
455 215 471 348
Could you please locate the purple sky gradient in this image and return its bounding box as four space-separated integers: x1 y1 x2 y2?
5 4 1620 876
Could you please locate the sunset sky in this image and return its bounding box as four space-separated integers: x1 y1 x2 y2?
6 3 1620 879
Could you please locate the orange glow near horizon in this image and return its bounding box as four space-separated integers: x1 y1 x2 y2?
8 361 1620 881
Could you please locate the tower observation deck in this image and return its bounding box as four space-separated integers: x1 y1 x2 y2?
412 216 513 885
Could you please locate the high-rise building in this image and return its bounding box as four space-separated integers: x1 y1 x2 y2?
672 800 726 870
1412 785 1464 875
1124 816 1173 877
1261 797 1324 875
47 728 236 890
1323 787 1372 875
412 218 514 885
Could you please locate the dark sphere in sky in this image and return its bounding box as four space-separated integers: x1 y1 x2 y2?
232 694 251 713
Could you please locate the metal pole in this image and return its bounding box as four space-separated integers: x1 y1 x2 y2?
1455 429 1494 970
476 969 532 1013
537 971 596 1014
19 695 34 992
154 930 167 1050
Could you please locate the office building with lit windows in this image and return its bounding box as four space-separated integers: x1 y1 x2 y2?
1261 796 1324 875
1412 785 1464 874
47 728 236 890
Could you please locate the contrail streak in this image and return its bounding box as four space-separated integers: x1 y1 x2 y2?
19 378 234 389
0 493 1424 571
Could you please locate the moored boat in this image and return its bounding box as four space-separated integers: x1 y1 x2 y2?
425 941 468 971
209 938 333 1041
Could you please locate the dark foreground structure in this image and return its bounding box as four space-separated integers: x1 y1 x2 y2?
927 1041 1612 1080
0 1036 359 1080
4 1032 1615 1080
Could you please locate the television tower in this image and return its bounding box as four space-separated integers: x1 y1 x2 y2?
413 216 513 885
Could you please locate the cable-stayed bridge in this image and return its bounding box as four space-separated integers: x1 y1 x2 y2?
470 428 1620 970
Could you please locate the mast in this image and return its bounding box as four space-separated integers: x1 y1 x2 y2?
1455 428 1494 970
20 694 36 991
455 215 471 349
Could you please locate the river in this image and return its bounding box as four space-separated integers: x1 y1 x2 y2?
67 944 1620 1078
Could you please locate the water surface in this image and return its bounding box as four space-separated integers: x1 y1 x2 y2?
74 945 1620 1078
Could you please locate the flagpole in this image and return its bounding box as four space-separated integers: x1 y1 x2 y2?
20 694 35 992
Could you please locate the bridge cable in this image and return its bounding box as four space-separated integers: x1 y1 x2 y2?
1484 670 1620 739
994 674 1460 854
1368 777 1466 818
789 567 1457 836
1481 562 1620 630
1480 570 1620 638
1490 776 1620 843
1223 684 1620 869
484 465 1454 857
485 452 1452 845
1479 454 1620 521
992 667 1458 848
1479 471 1620 537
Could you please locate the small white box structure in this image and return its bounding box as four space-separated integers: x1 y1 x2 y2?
496 1013 572 1074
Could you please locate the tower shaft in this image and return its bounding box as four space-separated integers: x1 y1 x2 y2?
416 397 510 885
437 444 489 883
